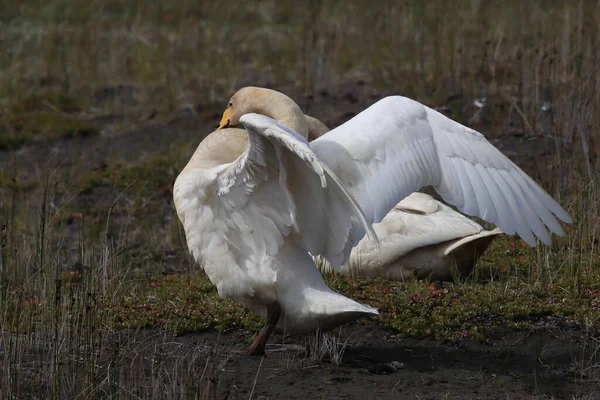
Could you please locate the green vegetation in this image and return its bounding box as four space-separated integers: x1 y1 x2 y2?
3 230 598 342
75 266 600 342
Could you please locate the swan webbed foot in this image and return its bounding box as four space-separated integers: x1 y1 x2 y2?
236 302 281 356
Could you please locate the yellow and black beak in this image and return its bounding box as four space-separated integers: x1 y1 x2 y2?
217 108 231 130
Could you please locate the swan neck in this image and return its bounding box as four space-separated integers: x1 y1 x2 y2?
254 90 309 139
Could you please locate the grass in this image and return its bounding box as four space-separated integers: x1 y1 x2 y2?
1 2 598 142
0 0 599 398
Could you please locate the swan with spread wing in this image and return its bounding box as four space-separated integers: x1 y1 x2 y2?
173 87 571 355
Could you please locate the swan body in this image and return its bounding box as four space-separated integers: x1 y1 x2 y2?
174 87 571 354
339 192 503 281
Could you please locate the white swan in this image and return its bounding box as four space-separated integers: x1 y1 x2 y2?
340 192 503 281
304 115 502 281
173 87 571 355
174 88 377 355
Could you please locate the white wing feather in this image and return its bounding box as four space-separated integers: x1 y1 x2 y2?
311 96 571 250
237 114 376 267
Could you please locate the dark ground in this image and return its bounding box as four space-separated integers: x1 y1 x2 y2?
92 323 596 399
219 324 593 399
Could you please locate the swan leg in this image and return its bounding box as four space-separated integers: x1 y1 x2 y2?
245 303 281 356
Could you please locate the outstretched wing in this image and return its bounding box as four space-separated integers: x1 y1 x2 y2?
311 96 571 247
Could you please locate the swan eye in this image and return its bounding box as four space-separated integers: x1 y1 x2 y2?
229 102 233 107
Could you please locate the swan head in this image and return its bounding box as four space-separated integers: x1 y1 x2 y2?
217 87 255 130
217 87 309 139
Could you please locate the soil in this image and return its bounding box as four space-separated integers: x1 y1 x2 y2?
214 325 600 399
106 323 597 399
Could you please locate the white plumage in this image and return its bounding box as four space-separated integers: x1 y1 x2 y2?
311 96 570 250
335 192 503 281
304 110 502 282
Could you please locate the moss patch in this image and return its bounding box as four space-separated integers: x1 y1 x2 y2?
330 276 599 342
107 274 263 335
75 269 598 342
